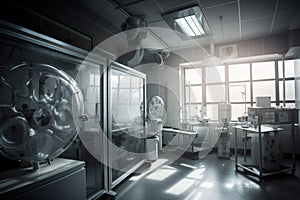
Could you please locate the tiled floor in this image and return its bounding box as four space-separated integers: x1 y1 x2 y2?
101 150 300 200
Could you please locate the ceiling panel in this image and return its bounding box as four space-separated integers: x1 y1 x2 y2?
199 0 237 8
203 1 239 27
241 16 273 39
272 12 294 34
161 34 196 48
148 26 177 38
240 0 277 21
289 13 300 30
277 0 298 13
124 1 162 22
148 20 172 29
155 0 197 12
211 23 240 43
75 0 127 30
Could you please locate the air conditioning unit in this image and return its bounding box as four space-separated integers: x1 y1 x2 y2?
219 44 237 60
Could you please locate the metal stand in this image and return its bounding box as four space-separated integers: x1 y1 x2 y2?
234 124 296 181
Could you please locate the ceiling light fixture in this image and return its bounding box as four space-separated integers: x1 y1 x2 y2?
162 5 211 38
175 14 205 37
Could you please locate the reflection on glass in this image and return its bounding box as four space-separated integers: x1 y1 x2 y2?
110 67 145 183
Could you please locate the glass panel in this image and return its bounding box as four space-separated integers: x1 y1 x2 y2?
185 85 202 103
279 80 295 100
119 75 131 87
278 60 295 78
253 80 276 101
131 87 142 104
205 65 225 83
206 104 218 121
131 76 142 88
119 89 131 104
185 104 202 121
206 84 226 102
231 104 251 121
229 82 251 102
185 68 202 84
252 61 275 80
228 63 250 82
111 75 119 88
110 67 145 183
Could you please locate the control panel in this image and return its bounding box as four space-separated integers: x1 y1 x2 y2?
248 107 298 124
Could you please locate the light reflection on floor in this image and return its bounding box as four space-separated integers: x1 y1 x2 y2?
112 152 300 200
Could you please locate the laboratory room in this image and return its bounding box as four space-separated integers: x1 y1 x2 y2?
0 0 300 199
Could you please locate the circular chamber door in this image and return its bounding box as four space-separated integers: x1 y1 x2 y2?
0 63 83 163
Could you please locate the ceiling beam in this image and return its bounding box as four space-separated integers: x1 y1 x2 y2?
107 0 131 16
115 0 147 10
237 0 242 39
269 0 279 35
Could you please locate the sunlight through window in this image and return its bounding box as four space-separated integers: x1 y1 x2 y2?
200 182 214 188
180 163 197 169
146 166 177 181
166 178 195 195
184 190 202 200
225 183 235 189
187 168 206 179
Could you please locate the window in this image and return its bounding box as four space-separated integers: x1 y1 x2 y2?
279 80 295 100
278 59 295 107
228 63 250 82
181 59 296 122
252 80 276 101
228 63 251 120
205 65 225 83
229 83 250 102
252 61 275 80
185 68 202 84
185 85 202 103
278 60 294 78
231 104 251 121
206 104 218 121
206 84 226 103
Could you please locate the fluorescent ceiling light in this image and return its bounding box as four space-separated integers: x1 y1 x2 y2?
175 17 195 36
191 15 205 35
175 15 205 37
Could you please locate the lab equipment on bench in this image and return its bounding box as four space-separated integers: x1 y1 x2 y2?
234 107 298 181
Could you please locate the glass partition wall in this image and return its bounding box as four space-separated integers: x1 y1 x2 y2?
0 21 108 200
0 20 147 199
107 62 146 189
